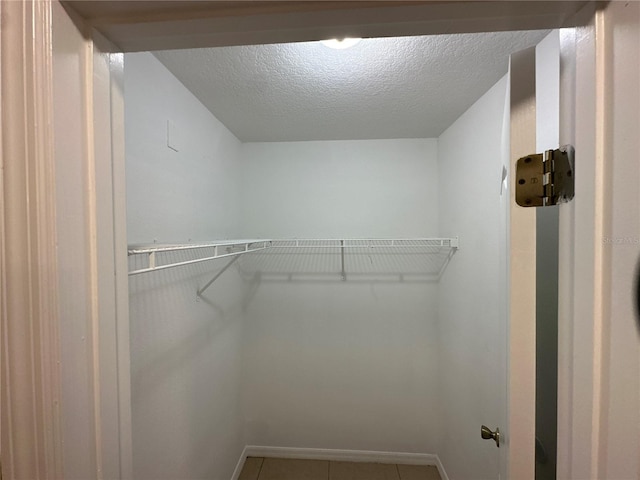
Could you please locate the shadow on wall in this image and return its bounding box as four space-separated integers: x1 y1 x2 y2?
128 256 246 479
238 247 456 284
127 243 457 395
128 258 245 396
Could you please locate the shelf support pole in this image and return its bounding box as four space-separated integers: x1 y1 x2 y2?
197 256 240 297
340 240 346 281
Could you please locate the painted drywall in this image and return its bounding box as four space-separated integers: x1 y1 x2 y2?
239 139 438 238
239 139 441 453
437 75 509 479
125 52 241 244
125 52 245 480
241 280 440 453
534 30 560 480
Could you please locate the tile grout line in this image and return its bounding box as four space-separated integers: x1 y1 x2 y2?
395 463 402 480
327 459 331 480
256 457 265 480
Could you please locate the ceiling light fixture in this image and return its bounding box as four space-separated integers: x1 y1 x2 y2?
320 38 362 50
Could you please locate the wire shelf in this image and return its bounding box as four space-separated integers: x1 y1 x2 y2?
126 237 458 281
127 239 272 275
242 237 458 282
269 238 458 249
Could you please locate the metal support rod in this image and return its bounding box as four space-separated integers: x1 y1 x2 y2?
197 256 240 297
340 239 346 281
128 239 269 255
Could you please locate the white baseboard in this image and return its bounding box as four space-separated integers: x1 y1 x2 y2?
230 445 249 480
231 445 449 480
434 454 450 480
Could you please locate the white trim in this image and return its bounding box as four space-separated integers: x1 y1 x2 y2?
589 7 608 476
246 445 439 465
557 3 605 479
232 446 447 480
79 1 588 52
230 445 250 480
37 3 607 479
90 30 133 480
108 48 134 480
556 24 579 480
508 46 538 480
595 3 640 479
0 0 64 478
434 456 450 480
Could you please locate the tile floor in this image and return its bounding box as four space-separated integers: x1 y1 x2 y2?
238 457 442 480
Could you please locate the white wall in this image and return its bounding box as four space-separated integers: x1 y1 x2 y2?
125 52 245 480
437 76 508 479
239 140 439 238
239 139 441 453
125 52 241 244
242 280 440 453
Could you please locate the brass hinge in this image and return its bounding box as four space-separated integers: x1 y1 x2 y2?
515 145 575 207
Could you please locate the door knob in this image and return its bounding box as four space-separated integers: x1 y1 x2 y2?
481 425 500 447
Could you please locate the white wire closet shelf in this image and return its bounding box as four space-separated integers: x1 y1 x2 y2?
248 237 459 282
268 238 458 249
127 239 272 276
127 237 458 279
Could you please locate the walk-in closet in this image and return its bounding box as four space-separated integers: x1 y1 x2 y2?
124 29 559 480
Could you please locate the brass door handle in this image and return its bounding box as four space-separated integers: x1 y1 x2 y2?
481 425 500 447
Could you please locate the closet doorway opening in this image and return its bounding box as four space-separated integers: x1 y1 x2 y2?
121 28 559 480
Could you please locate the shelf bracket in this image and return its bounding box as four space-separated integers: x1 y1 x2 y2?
197 255 240 298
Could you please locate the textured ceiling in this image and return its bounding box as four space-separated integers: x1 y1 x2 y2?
154 31 549 142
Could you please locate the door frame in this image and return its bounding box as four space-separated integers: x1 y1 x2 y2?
1 1 610 478
1 1 64 478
